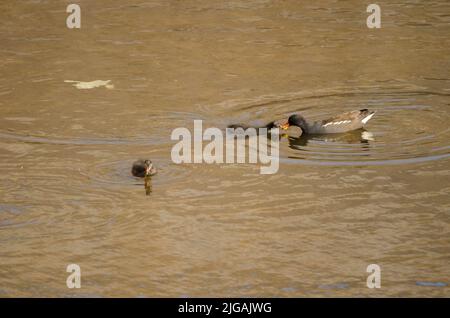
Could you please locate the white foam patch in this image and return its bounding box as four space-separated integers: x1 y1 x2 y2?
64 80 114 90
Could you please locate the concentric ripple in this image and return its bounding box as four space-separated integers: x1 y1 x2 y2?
203 83 450 166
78 157 193 188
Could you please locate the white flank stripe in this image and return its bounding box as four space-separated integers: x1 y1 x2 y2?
325 120 351 127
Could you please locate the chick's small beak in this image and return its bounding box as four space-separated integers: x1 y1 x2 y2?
145 163 153 176
280 122 290 130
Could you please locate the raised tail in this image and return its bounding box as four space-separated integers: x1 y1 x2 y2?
360 109 375 124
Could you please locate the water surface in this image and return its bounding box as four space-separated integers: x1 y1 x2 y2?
0 0 449 297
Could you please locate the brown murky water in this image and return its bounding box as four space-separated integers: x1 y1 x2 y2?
1 0 449 297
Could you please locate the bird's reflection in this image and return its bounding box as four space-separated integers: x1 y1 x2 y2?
144 175 152 196
287 129 374 152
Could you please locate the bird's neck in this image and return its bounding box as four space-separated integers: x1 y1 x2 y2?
296 120 309 133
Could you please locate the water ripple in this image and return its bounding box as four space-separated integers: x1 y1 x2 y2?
202 84 450 166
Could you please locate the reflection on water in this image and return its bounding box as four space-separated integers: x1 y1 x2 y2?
144 176 152 196
0 0 449 297
287 129 373 158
